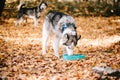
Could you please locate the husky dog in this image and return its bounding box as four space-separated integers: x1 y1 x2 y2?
15 1 47 26
42 11 81 57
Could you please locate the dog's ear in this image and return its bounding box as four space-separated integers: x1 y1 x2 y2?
77 35 81 40
63 34 69 45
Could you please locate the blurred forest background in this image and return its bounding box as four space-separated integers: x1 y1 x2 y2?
0 0 120 19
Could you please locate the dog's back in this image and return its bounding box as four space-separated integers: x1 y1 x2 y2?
46 11 67 27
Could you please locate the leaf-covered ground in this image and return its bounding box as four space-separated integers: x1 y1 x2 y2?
0 16 120 80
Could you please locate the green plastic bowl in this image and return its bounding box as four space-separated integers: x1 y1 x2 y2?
62 54 85 60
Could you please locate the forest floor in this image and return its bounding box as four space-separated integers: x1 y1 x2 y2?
0 16 120 80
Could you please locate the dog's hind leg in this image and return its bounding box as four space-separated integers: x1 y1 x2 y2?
42 18 51 55
15 12 23 26
15 18 23 26
53 35 60 57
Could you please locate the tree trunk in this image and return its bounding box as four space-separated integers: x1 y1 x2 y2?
0 0 6 16
98 0 100 4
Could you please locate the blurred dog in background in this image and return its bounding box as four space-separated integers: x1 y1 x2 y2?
15 1 47 26
42 11 81 57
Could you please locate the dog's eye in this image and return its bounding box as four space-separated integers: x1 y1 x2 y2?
74 27 76 29
63 43 66 45
68 46 72 49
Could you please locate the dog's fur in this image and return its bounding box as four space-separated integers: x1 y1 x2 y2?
15 1 47 26
42 11 81 57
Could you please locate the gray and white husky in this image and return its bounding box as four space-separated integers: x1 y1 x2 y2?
15 1 47 26
42 11 81 57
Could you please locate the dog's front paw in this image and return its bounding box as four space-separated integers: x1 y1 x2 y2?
42 50 46 55
14 22 18 27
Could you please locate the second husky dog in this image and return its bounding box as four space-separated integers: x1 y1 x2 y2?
42 11 81 57
16 1 47 26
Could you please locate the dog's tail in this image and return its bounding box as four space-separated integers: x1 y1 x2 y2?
18 3 25 10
